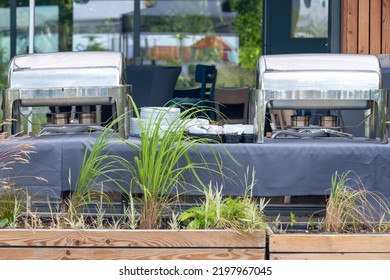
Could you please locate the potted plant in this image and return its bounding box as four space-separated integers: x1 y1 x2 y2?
0 100 267 260
268 171 390 260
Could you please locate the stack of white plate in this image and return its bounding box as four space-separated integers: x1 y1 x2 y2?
129 107 181 138
140 107 181 126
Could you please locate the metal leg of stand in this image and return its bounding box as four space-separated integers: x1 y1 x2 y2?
256 92 266 144
364 104 376 140
379 99 388 144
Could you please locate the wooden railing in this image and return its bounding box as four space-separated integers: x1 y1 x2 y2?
342 0 390 54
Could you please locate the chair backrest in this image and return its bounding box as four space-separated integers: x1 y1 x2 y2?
172 86 201 98
194 64 217 101
214 86 249 124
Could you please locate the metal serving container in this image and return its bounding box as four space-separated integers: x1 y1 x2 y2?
252 53 388 143
3 51 132 138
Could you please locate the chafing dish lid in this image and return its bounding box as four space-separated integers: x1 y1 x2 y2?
257 53 381 90
8 51 126 89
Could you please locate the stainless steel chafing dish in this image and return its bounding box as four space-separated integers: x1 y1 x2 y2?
3 51 132 138
252 53 388 143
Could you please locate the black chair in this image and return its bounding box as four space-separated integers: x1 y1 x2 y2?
167 64 217 120
126 65 182 109
214 86 250 124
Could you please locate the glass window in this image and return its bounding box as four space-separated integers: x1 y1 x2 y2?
73 0 258 87
291 0 328 38
0 6 11 87
1 0 261 89
73 0 132 51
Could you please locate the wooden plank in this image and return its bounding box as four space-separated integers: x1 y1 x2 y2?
0 248 265 260
270 253 390 260
269 234 390 253
0 229 265 248
358 0 370 54
342 0 359 53
370 0 382 54
383 0 390 53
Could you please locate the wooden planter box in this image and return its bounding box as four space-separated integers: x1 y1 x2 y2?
0 229 266 260
269 233 390 260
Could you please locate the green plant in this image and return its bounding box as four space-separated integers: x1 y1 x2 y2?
60 95 228 230
272 213 282 233
179 170 268 232
0 187 27 228
0 131 47 228
321 171 390 233
289 212 296 228
167 211 180 230
229 0 263 71
122 193 140 230
91 186 108 229
307 218 316 231
0 218 8 228
120 100 224 229
66 122 126 221
62 203 88 229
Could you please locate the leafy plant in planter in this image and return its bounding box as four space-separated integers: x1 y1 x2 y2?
119 100 226 229
268 171 390 260
0 110 268 260
269 170 390 234
179 168 269 231
61 96 233 230
0 188 26 228
320 170 390 233
63 123 126 226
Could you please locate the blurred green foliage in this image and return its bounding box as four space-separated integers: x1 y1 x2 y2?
232 0 263 71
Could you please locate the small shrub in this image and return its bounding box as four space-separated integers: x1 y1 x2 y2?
179 169 268 232
0 188 26 228
321 171 390 233
120 99 224 229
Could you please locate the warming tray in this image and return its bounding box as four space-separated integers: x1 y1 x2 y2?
3 51 132 138
252 53 388 143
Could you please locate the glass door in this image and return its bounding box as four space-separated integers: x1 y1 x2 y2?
264 0 331 54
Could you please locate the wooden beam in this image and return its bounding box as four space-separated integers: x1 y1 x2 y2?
269 234 390 253
370 0 382 54
0 229 266 248
383 0 390 53
270 253 390 260
0 248 265 260
342 0 359 53
358 0 370 54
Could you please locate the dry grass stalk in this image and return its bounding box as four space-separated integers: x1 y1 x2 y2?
321 171 390 233
0 131 47 187
0 129 48 228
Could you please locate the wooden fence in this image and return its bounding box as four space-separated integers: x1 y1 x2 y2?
342 0 390 54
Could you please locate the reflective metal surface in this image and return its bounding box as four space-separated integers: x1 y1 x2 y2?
258 53 381 91
8 51 126 88
3 51 132 138
253 53 388 144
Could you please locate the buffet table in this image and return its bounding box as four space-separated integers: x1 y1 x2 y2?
3 133 390 201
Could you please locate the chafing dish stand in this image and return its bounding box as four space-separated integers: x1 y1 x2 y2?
2 51 132 138
252 53 388 144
